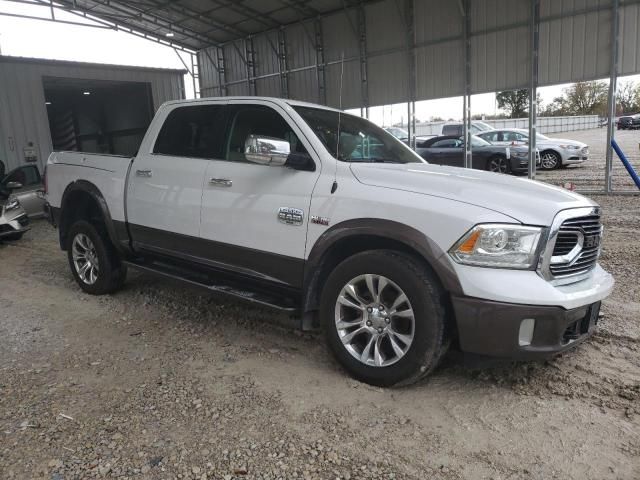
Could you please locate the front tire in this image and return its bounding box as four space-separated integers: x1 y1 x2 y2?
66 220 126 295
486 156 510 174
540 151 561 170
320 250 448 387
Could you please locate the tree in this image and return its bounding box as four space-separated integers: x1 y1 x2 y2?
496 89 529 118
562 81 608 116
617 80 640 114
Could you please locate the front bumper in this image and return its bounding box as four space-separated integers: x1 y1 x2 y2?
0 213 30 238
560 147 589 165
452 296 601 359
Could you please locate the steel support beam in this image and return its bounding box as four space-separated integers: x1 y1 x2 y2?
277 28 290 98
405 0 417 149
462 0 472 169
528 0 540 180
357 3 369 117
191 53 200 98
605 0 620 193
217 46 227 97
314 18 327 105
245 37 257 96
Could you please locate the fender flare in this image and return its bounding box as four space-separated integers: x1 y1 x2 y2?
59 180 121 251
302 218 463 312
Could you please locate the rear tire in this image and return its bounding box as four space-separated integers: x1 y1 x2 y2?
66 220 126 295
320 250 448 387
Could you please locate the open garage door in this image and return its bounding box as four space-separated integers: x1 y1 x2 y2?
43 77 154 156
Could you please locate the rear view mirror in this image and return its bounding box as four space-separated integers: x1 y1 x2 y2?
244 135 290 166
6 181 22 190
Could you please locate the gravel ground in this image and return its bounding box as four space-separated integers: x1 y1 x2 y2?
537 128 640 191
1 189 639 479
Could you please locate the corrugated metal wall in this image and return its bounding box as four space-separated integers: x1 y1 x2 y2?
197 0 640 109
0 57 185 172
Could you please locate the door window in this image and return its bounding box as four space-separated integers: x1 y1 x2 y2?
225 105 308 163
431 139 462 148
153 105 225 159
2 165 41 186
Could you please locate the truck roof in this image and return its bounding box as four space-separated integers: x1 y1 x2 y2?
162 96 344 113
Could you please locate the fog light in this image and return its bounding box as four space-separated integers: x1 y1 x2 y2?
518 318 535 346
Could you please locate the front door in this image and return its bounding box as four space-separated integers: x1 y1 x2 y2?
199 101 321 288
126 102 226 252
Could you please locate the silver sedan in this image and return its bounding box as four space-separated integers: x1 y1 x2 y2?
1 164 46 218
476 128 589 170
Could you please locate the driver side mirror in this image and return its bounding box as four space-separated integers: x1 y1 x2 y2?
244 135 290 166
5 181 23 191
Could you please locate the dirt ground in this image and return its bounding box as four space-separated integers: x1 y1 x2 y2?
1 154 639 479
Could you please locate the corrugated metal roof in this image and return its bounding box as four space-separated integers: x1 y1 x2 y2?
19 0 640 108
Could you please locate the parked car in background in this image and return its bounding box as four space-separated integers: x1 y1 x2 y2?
0 164 45 217
617 114 639 130
383 127 434 146
476 128 588 170
441 121 494 136
416 135 539 174
0 182 30 241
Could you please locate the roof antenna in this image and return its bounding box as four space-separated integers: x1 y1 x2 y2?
331 51 344 194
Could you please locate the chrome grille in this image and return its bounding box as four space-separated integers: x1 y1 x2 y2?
549 213 602 278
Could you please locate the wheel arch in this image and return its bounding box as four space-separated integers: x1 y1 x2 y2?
58 180 121 252
303 219 463 317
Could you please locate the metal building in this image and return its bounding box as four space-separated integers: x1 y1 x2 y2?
0 56 185 172
4 0 640 192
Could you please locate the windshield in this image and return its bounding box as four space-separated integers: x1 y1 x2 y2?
474 121 494 132
515 129 549 141
386 127 408 139
294 106 424 164
465 135 492 147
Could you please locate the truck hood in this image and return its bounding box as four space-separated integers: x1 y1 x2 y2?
349 162 596 226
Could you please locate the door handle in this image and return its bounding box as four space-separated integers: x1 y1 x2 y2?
136 169 152 177
209 178 232 187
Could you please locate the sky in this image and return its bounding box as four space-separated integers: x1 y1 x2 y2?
1 0 638 127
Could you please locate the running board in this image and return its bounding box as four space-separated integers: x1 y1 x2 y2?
123 259 299 312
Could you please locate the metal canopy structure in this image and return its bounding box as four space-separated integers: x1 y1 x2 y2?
4 0 640 193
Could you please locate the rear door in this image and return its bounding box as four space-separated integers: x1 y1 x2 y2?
126 102 227 253
199 100 321 287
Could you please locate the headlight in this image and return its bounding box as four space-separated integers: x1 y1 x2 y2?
559 144 580 150
512 151 528 157
449 224 543 269
5 196 20 212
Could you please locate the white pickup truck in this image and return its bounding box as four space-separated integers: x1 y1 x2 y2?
45 97 614 386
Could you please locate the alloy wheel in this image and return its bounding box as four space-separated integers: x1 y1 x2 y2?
541 152 559 169
72 233 99 285
334 274 415 367
489 157 508 173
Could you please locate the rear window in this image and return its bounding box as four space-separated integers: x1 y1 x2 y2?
442 124 462 136
154 105 225 159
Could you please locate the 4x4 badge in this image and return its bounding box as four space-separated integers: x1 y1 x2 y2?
311 215 330 226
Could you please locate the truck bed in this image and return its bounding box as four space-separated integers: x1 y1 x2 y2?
46 151 133 224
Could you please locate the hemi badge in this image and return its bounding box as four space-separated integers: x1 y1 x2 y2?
311 215 330 226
